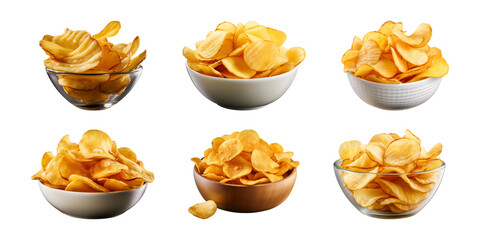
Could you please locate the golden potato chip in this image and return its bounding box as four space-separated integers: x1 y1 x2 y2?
99 75 131 94
251 149 279 172
270 62 296 77
285 47 306 66
266 27 287 47
342 167 379 190
237 129 260 152
345 153 378 169
239 177 269 185
372 57 397 78
384 139 421 166
356 40 382 67
79 129 115 160
339 140 364 160
66 175 109 192
408 57 449 83
378 21 403 36
392 23 432 48
216 21 236 35
102 178 134 191
223 156 252 179
204 165 226 177
90 159 128 180
221 56 257 79
351 36 362 50
390 47 408 73
41 151 55 170
353 64 374 78
42 153 70 187
211 137 225 152
244 40 280 71
217 138 243 163
376 178 427 205
362 31 388 50
189 200 217 219
58 153 89 179
352 188 389 207
395 41 428 66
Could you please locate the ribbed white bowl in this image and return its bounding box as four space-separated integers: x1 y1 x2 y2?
347 73 442 110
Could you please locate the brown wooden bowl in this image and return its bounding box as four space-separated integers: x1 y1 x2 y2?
193 167 297 213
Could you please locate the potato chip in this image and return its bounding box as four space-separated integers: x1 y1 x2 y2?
223 156 252 179
217 138 243 163
66 175 109 192
352 188 389 207
356 40 382 67
339 140 364 160
395 41 428 66
221 56 257 79
237 129 260 152
189 200 217 219
392 23 432 48
384 139 421 166
377 178 427 205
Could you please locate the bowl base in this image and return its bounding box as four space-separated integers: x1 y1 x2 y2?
216 103 267 110
74 103 115 110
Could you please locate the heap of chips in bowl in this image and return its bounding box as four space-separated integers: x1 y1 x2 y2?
39 21 147 102
338 130 443 213
31 130 154 192
183 21 305 79
191 129 299 185
341 21 448 84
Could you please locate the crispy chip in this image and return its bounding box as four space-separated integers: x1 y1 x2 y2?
189 200 217 219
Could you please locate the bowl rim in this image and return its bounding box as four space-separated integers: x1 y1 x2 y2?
45 65 143 75
38 181 147 195
333 159 445 175
193 165 297 188
346 72 441 87
186 61 299 82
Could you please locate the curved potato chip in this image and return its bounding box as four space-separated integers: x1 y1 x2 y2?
197 31 233 59
392 23 432 48
339 140 364 160
217 138 243 163
99 74 130 93
378 21 403 36
189 200 217 219
204 165 226 177
63 87 110 103
263 172 284 183
58 153 89 179
66 175 109 192
384 139 421 166
377 178 428 205
93 21 121 39
351 36 362 50
356 40 381 68
244 25 271 41
41 151 55 170
395 41 428 66
342 167 379 190
390 47 408 73
353 64 373 78
90 159 128 180
251 149 279 172
239 177 269 186
79 129 115 159
267 27 287 47
244 40 280 71
42 153 70 187
363 31 388 50
352 188 389 207
345 153 378 169
221 56 256 79
286 47 306 66
223 156 252 179
372 57 397 78
408 56 448 82
341 49 359 64
216 21 236 35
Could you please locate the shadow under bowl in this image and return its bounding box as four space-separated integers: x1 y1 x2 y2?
38 182 147 219
333 159 445 219
46 66 142 110
186 63 298 110
347 72 442 110
193 167 297 213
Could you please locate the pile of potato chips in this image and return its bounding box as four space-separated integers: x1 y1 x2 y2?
342 21 448 84
189 200 217 219
183 21 305 79
191 129 299 185
32 130 154 192
338 130 443 213
40 21 147 103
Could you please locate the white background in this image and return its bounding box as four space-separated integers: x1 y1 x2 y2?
0 0 477 239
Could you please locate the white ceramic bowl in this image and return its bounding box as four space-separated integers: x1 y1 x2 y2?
347 72 442 110
186 63 298 110
38 182 147 219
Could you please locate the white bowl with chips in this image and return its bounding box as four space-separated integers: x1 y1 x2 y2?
333 159 445 218
38 182 147 219
347 72 442 110
46 66 143 110
186 63 298 110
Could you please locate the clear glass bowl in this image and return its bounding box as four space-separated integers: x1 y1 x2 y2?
46 66 142 110
333 159 445 218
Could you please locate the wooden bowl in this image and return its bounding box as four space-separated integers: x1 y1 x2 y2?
193 167 297 213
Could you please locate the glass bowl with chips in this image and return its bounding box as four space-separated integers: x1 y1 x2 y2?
186 63 299 110
38 182 147 219
333 130 446 218
334 159 445 218
46 66 142 110
347 73 442 110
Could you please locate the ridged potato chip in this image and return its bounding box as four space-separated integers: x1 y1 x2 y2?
342 21 448 84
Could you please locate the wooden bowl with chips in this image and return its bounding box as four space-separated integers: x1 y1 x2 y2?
333 159 445 218
38 182 147 219
347 71 442 110
193 166 297 213
186 63 298 110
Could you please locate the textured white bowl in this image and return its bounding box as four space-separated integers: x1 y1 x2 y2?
39 182 147 219
186 63 298 110
347 72 442 110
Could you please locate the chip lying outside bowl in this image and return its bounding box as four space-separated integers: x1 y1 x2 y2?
39 21 146 110
184 21 305 109
334 130 445 218
342 21 448 110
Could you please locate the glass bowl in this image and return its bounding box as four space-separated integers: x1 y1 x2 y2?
333 159 445 218
46 66 142 110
